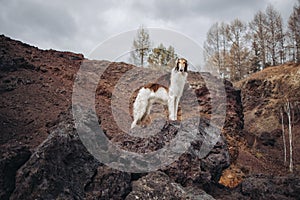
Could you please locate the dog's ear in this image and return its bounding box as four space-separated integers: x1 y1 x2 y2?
184 60 188 72
175 58 179 71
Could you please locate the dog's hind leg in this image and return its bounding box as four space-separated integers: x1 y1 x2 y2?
131 88 151 128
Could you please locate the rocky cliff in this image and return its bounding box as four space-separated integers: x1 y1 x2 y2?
1 35 299 199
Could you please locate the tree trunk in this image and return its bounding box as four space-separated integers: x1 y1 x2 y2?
280 109 287 165
286 101 293 172
141 51 144 67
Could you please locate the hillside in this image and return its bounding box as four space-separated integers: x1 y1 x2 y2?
234 63 300 175
0 35 300 199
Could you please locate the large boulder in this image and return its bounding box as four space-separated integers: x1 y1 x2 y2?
112 118 230 190
10 119 132 200
0 146 31 200
240 175 300 200
126 171 215 200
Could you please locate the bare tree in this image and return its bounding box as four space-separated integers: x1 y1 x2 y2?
204 22 234 79
203 1 299 78
203 23 221 73
219 22 231 78
277 17 286 64
249 10 268 69
226 18 250 81
204 19 252 81
265 5 284 66
288 1 300 63
130 26 151 67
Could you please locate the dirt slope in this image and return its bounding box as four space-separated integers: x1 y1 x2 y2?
235 63 300 175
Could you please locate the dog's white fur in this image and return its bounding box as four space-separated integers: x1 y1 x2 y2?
131 58 188 128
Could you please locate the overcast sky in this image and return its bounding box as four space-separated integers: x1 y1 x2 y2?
0 0 297 66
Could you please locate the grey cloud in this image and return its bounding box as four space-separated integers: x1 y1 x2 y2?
0 0 77 49
131 0 267 22
0 0 297 58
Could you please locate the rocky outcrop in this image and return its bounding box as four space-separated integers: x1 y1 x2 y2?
97 64 244 164
111 118 230 189
0 35 239 199
8 112 227 199
188 72 244 163
94 61 241 190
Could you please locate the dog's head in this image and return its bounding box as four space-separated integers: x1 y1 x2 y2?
175 58 188 73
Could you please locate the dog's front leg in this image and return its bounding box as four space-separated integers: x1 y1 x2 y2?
168 96 174 120
174 96 180 120
168 96 176 120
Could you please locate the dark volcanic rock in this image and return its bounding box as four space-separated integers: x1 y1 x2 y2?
85 165 131 200
188 72 244 163
112 117 230 192
163 120 230 190
126 171 215 200
10 119 131 200
240 175 300 200
7 113 229 199
10 120 99 200
213 175 300 200
0 146 31 200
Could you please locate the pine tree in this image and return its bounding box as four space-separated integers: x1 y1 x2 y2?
148 43 177 71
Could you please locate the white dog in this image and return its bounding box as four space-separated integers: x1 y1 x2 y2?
131 58 188 128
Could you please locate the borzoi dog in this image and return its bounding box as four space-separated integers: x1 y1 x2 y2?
131 58 188 128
